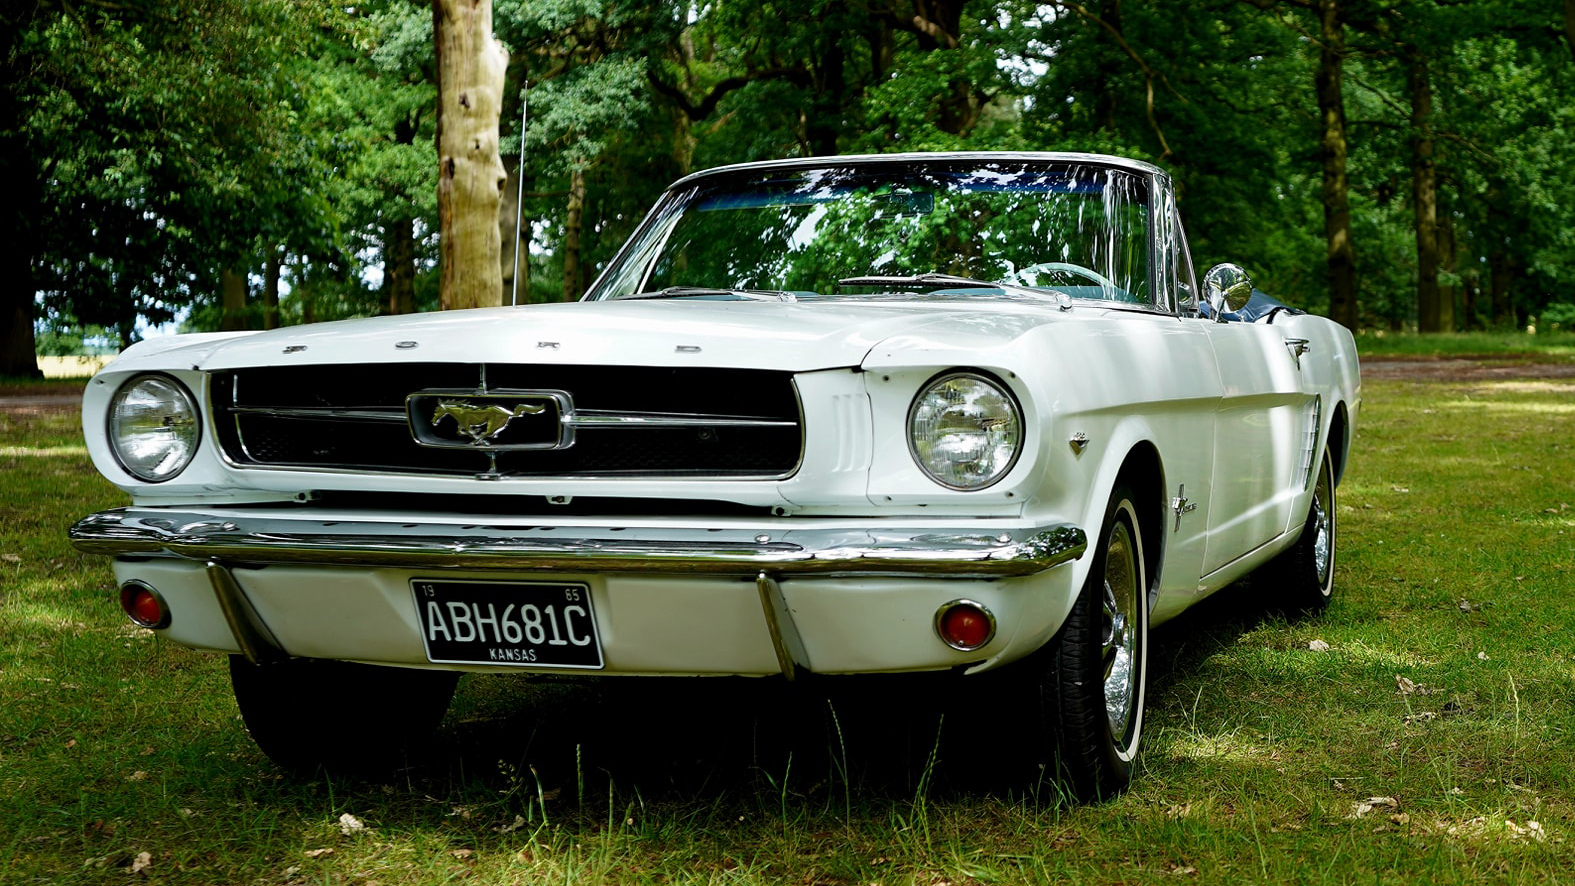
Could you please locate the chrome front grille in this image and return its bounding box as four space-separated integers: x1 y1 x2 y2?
211 363 803 479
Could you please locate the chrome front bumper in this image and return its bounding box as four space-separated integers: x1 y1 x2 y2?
72 507 1086 677
71 507 1086 578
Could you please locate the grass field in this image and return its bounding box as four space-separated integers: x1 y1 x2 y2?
3 352 1574 884
1354 328 1575 362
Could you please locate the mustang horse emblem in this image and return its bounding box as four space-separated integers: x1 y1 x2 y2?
431 400 546 445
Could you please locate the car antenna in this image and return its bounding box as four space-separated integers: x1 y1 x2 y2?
511 82 529 307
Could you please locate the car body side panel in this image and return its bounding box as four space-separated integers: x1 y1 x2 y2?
863 309 1226 612
1273 312 1363 477
1197 321 1317 575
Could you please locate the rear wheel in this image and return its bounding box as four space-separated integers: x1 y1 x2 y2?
1266 445 1336 613
1041 484 1149 802
229 656 459 776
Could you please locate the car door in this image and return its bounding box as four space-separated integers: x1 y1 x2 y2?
1160 192 1318 579
1198 322 1317 576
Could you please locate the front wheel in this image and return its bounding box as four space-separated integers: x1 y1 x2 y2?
1265 444 1336 613
229 656 459 776
1041 484 1149 802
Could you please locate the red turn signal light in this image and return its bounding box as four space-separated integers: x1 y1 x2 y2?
120 581 171 630
935 600 996 651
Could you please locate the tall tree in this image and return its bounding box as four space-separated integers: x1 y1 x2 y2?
1311 0 1359 330
1566 0 1575 59
1408 46 1444 332
433 0 508 310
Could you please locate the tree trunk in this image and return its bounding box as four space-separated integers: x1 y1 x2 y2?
561 167 586 302
1439 198 1461 329
0 296 39 377
807 4 847 156
518 216 532 303
262 249 281 330
1489 249 1515 329
0 120 41 377
1409 48 1443 333
387 215 417 315
0 241 40 378
1315 0 1358 330
220 267 249 331
498 163 527 305
867 15 895 82
671 110 697 176
1461 270 1478 331
914 0 980 136
810 50 844 153
1095 0 1123 133
1566 0 1575 61
911 0 965 51
294 258 317 325
433 0 509 311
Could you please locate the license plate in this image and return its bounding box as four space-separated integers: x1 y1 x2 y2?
412 579 603 669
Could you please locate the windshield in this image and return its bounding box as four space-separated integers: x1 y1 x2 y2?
588 159 1154 305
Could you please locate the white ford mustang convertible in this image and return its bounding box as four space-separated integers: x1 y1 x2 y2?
72 152 1360 799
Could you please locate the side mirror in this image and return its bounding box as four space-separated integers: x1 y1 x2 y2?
1203 263 1254 321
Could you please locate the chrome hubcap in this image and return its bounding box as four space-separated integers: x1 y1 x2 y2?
1101 519 1139 748
1313 461 1333 587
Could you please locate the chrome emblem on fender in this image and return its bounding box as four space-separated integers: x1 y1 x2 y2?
1170 484 1198 532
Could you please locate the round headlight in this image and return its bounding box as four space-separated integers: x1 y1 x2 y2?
107 374 201 482
907 372 1023 490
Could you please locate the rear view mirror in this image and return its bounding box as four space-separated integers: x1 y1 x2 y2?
1203 263 1254 320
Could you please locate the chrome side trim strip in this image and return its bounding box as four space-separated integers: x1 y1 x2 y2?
72 509 1086 578
228 407 408 422
568 411 796 428
223 405 794 428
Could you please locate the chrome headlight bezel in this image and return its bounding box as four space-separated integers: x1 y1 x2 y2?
906 370 1024 491
106 373 202 483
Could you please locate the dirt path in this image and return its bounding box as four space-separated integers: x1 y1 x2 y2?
1359 359 1575 382
0 396 80 414
0 382 86 414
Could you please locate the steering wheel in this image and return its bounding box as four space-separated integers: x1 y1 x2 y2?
1002 261 1116 290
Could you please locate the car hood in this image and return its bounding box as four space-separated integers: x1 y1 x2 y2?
112 299 1059 374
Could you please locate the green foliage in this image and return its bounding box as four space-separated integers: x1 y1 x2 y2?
32 326 119 358
525 58 652 170
1534 303 1575 331
10 0 1575 339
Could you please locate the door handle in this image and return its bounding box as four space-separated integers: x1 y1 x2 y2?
1284 338 1310 368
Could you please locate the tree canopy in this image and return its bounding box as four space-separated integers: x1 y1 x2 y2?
5 0 1574 374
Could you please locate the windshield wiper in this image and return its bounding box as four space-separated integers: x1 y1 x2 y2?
618 286 798 302
837 273 1071 306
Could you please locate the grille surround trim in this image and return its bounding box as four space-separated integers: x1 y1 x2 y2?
209 364 806 481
